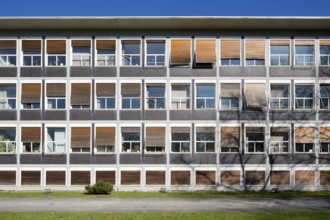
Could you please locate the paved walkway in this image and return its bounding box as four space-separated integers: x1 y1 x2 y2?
0 197 330 212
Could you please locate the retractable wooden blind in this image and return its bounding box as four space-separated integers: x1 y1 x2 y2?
46 83 66 97
171 127 190 133
221 40 240 59
146 127 165 146
71 40 90 47
22 40 41 52
21 127 41 142
221 127 240 148
47 40 66 54
295 40 314 46
246 127 264 133
96 40 116 50
271 127 289 141
121 83 140 95
121 127 140 133
271 127 290 133
320 127 330 142
71 83 90 105
96 83 115 96
220 83 240 98
21 83 41 103
295 127 315 143
245 40 265 59
196 127 215 133
245 83 266 108
121 40 140 44
170 40 191 65
270 40 290 46
71 127 90 148
320 40 330 46
195 40 216 63
0 40 16 49
95 127 115 146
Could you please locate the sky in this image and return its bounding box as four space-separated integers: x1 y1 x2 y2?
0 0 329 16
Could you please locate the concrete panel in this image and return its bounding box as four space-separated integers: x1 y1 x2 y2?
270 111 316 121
192 110 216 120
120 154 141 164
142 154 167 164
190 154 217 164
70 67 92 77
191 68 216 77
120 67 143 77
94 110 117 120
170 110 192 120
220 153 242 164
93 154 116 164
291 154 316 164
20 154 42 164
319 154 330 164
319 67 330 78
240 111 266 121
220 66 243 77
70 110 92 120
269 154 292 164
269 67 316 77
0 155 17 164
44 110 66 121
170 154 192 164
20 110 42 121
0 110 17 120
142 67 167 77
70 154 92 164
43 154 67 164
243 67 266 77
20 67 43 77
144 110 167 120
243 154 266 164
319 112 330 120
219 110 240 120
44 67 67 77
120 110 142 120
0 67 17 77
170 67 193 77
94 67 117 77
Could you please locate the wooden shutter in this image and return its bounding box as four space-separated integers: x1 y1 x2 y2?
22 40 41 52
320 40 330 46
21 83 41 103
95 127 115 146
71 40 90 47
221 171 240 186
121 171 140 185
21 171 40 185
196 40 216 63
196 171 215 185
295 170 315 185
47 83 66 97
71 127 90 148
320 127 330 142
47 40 66 54
146 171 165 185
221 40 240 59
295 40 314 46
71 83 90 105
170 40 191 65
245 83 267 108
221 83 240 98
97 40 116 50
0 171 16 185
221 127 240 148
146 127 165 147
71 171 90 185
46 171 65 185
270 40 290 46
246 171 265 185
96 171 116 183
270 171 290 185
121 83 140 95
96 83 115 96
295 127 315 143
0 40 16 49
171 171 190 185
21 127 41 142
245 40 265 59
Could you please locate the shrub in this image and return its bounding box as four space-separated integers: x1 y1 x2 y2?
85 180 113 195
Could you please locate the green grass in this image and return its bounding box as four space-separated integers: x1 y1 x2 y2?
1 211 330 220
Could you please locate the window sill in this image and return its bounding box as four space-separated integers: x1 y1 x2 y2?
0 152 16 155
269 152 290 155
120 65 142 67
170 152 191 154
121 108 142 110
21 152 42 154
46 66 67 68
21 65 42 68
94 152 115 155
143 65 166 69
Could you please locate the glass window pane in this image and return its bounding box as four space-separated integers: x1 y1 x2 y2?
221 59 229 65
57 99 66 109
270 56 279 65
147 42 165 54
171 143 180 152
280 56 289 65
196 143 204 152
321 56 329 65
122 43 140 54
107 98 115 109
296 45 313 54
196 85 215 97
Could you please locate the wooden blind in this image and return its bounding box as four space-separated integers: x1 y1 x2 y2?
121 127 140 133
146 127 165 146
246 127 264 133
320 40 330 46
171 171 190 185
221 171 240 186
245 83 267 108
245 171 265 185
221 83 240 98
46 171 65 185
46 83 66 97
121 40 140 44
21 171 40 185
196 171 215 185
0 171 16 185
71 171 90 185
71 127 90 148
320 127 330 142
221 40 240 59
96 83 115 96
121 83 140 95
270 171 290 185
71 83 90 105
221 127 240 148
295 171 315 185
195 40 216 63
271 127 290 133
0 40 16 49
196 127 215 133
146 171 166 185
96 40 116 50
270 40 290 46
71 40 90 47
22 40 41 52
47 40 66 54
96 171 116 183
21 83 41 103
295 40 314 46
295 127 315 143
95 127 115 146
121 171 140 185
245 40 265 59
21 127 41 142
171 127 190 133
170 40 191 65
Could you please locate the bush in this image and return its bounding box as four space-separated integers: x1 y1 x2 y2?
85 180 113 195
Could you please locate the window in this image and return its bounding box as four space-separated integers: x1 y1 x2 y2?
320 127 330 153
0 127 16 153
221 127 240 152
71 83 91 109
121 127 141 153
95 127 115 153
21 127 41 153
270 127 290 154
245 40 265 66
71 40 91 66
196 84 215 109
320 41 330 66
71 127 90 153
170 39 191 66
0 85 16 109
0 40 16 66
145 127 165 153
121 40 141 66
270 84 289 109
146 84 165 109
171 84 190 109
295 41 314 66
245 127 264 153
220 83 240 109
21 83 41 109
295 84 314 109
46 128 66 153
196 127 215 153
295 127 314 153
320 84 330 109
146 40 165 66
221 40 240 66
121 83 141 109
195 39 216 67
96 40 116 66
22 40 41 66
245 83 267 109
96 83 115 109
46 40 66 66
270 40 290 66
46 83 66 109
171 127 190 153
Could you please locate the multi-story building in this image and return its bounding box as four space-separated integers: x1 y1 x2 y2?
0 17 330 191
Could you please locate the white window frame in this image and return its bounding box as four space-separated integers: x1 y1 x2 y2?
120 81 142 110
95 38 116 67
294 39 315 67
144 125 166 154
70 124 92 154
294 124 315 154
21 125 42 154
145 83 166 110
269 125 291 154
245 125 266 154
21 38 43 67
170 83 191 110
0 38 17 67
269 39 291 67
70 38 92 67
0 125 16 154
45 38 67 67
94 125 116 154
244 38 266 67
220 37 241 66
195 126 216 153
144 38 166 67
45 126 66 154
195 82 216 110
0 83 17 110
170 125 191 154
120 126 141 153
269 83 290 110
294 83 315 110
120 38 142 67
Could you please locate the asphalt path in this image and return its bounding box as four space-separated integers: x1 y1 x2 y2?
0 197 330 212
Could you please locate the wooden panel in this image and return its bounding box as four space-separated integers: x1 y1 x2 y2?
21 83 41 103
295 127 315 143
47 40 66 54
221 40 240 59
95 127 115 146
0 40 16 49
21 171 40 185
71 171 90 185
71 83 91 105
270 171 290 185
295 170 315 186
22 40 41 52
71 127 90 148
170 40 191 65
0 171 16 185
96 83 115 96
121 83 141 95
245 171 265 185
97 40 116 50
196 40 216 63
320 40 330 46
196 171 215 185
21 127 41 142
320 127 330 142
270 40 290 46
71 40 90 47
146 127 165 146
320 171 330 185
245 40 265 59
146 171 165 185
295 40 314 46
220 83 240 97
221 171 240 186
47 83 66 97
221 127 240 148
171 171 190 185
121 171 140 185
46 171 65 185
96 171 116 184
